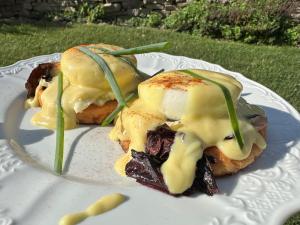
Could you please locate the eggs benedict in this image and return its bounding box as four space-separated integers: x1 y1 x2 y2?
109 69 267 195
25 43 142 129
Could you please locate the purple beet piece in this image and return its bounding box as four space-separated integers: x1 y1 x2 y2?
126 124 219 196
186 155 219 196
25 63 56 98
146 124 176 161
125 150 169 193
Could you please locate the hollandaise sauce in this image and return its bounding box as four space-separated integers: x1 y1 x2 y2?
59 193 126 225
110 70 267 194
161 132 203 193
26 44 140 130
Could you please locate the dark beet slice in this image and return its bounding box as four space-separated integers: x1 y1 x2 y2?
186 155 219 196
125 150 169 193
146 124 175 161
25 63 58 98
126 124 219 196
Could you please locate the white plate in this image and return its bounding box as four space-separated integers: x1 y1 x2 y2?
0 53 300 225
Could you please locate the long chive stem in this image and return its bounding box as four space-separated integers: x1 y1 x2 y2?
118 56 150 80
118 56 164 78
90 42 170 56
78 43 169 126
87 42 170 80
76 46 126 106
54 72 64 174
152 69 165 76
88 46 109 53
101 92 137 126
53 43 169 174
182 70 244 150
90 48 160 79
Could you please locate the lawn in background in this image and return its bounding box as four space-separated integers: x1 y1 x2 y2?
1 22 299 112
0 22 299 224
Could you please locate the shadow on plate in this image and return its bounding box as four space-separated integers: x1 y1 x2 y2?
1 92 53 145
2 92 300 195
62 126 96 174
217 105 300 195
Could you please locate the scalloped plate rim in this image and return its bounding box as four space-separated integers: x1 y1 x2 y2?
0 52 299 225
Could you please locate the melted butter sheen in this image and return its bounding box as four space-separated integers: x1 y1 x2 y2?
110 70 267 193
29 43 140 130
59 193 126 225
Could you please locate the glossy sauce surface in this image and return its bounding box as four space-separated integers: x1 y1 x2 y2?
59 193 126 225
161 132 203 193
27 44 140 129
110 70 267 193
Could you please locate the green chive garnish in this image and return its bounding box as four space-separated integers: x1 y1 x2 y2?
88 45 165 80
76 46 126 107
101 92 137 126
118 56 150 80
86 46 148 79
86 47 149 79
53 43 170 175
182 70 245 150
77 44 169 125
152 69 165 76
54 72 64 174
91 42 170 56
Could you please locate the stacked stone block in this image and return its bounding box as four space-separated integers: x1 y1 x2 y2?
0 0 299 22
0 0 23 18
0 0 192 19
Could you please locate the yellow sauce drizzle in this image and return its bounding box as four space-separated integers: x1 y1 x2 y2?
110 69 267 193
161 132 203 193
25 81 43 109
27 43 141 130
59 193 126 225
114 152 132 176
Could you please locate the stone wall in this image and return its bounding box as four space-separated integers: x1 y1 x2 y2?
291 1 300 23
0 0 22 18
100 0 191 18
0 0 192 19
0 0 299 22
0 0 57 18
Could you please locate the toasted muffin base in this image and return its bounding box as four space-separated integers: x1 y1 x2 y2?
118 124 267 177
37 85 267 176
76 101 118 124
37 88 117 124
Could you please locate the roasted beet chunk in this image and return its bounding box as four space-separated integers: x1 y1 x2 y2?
125 150 169 193
126 124 219 196
146 124 175 161
187 155 219 196
25 63 57 98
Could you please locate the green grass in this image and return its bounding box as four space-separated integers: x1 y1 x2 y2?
285 212 300 225
0 22 299 224
0 22 299 112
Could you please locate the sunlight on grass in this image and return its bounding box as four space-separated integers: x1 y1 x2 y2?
0 22 299 224
1 23 299 112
